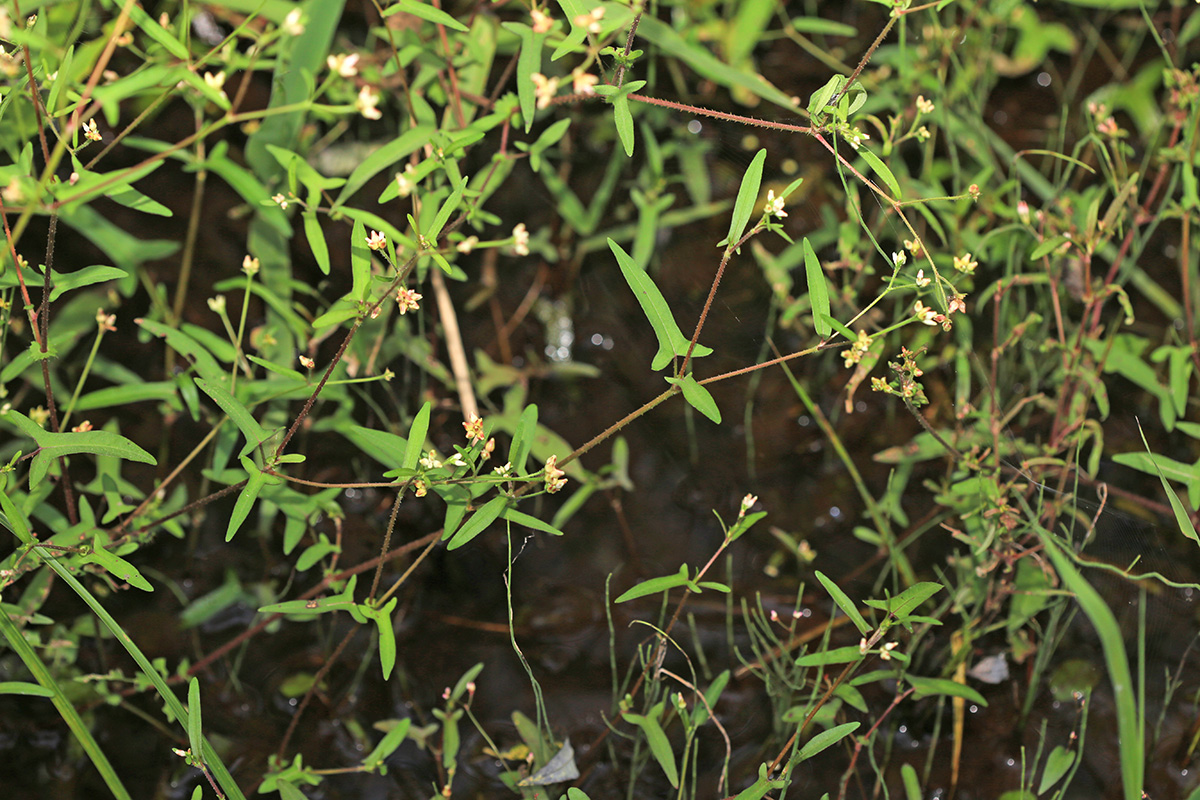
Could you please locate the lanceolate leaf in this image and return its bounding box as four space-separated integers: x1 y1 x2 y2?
803 238 832 338
3 410 156 490
814 570 870 634
195 379 272 458
797 721 859 762
608 239 712 370
725 149 766 249
857 145 900 199
403 401 432 470
84 537 153 592
666 374 721 423
446 495 509 549
615 563 690 603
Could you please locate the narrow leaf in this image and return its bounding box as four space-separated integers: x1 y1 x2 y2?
797 721 859 761
814 570 870 634
446 495 509 549
374 597 399 678
803 238 831 338
403 401 433 471
726 149 766 248
303 211 330 274
857 145 900 198
795 645 867 667
227 467 266 542
187 678 204 762
608 239 712 370
195 379 272 458
384 0 469 31
84 538 153 592
615 564 690 603
906 675 988 706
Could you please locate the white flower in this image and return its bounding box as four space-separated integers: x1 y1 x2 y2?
764 190 786 218
326 53 359 78
891 250 906 268
82 119 101 142
531 72 559 110
203 71 227 101
530 8 553 33
739 494 758 517
916 95 934 114
511 223 530 256
366 230 387 250
914 269 930 288
419 451 442 470
913 300 939 326
283 8 304 35
356 85 381 120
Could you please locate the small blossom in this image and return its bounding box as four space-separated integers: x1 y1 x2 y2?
2 178 23 202
82 119 101 142
299 355 315 369
914 269 930 288
369 305 382 319
770 609 779 623
841 125 869 150
968 183 981 201
456 235 478 254
879 641 899 660
859 637 870 655
953 252 978 275
96 308 117 332
242 255 260 275
366 230 387 250
446 453 465 467
463 413 485 443
948 293 967 315
530 7 553 33
356 85 382 120
326 53 360 78
571 69 599 95
29 406 51 427
442 686 451 701
915 125 931 142
891 250 907 268
530 72 559 109
904 238 923 257
271 193 289 210
913 300 939 326
481 437 495 461
764 190 787 218
413 479 428 497
203 71 227 101
739 493 758 517
1017 201 1031 224
511 223 530 256
916 95 935 114
1098 117 1125 138
573 6 605 33
207 296 226 313
493 462 513 477
842 329 872 369
395 287 422 314
71 420 93 433
283 8 305 35
544 455 567 493
419 451 442 470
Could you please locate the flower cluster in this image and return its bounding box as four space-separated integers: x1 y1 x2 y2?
764 190 786 219
463 414 485 444
871 346 928 406
395 287 422 315
842 329 873 369
544 455 567 493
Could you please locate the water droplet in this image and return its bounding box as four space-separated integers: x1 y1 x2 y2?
687 119 702 135
1037 72 1052 87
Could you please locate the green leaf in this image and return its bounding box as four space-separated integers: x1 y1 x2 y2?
666 374 721 423
905 675 988 707
0 264 128 302
808 75 845 117
350 218 372 302
83 537 153 592
195 379 272 458
427 176 468 243
1037 745 1076 793
3 411 156 490
446 495 509 550
502 22 546 132
403 401 432 471
187 678 204 763
636 16 797 111
850 141 897 197
227 465 266 542
814 570 870 634
615 564 690 603
509 404 538 474
336 124 435 207
797 721 859 761
501 508 564 536
803 238 831 338
608 239 712 370
612 93 635 157
795 645 867 667
123 0 190 59
1134 420 1200 545
624 703 678 788
384 0 469 32
725 149 766 249
303 211 330 274
0 681 54 697
732 763 787 800
863 581 942 618
373 597 399 678
363 718 411 770
136 318 224 383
